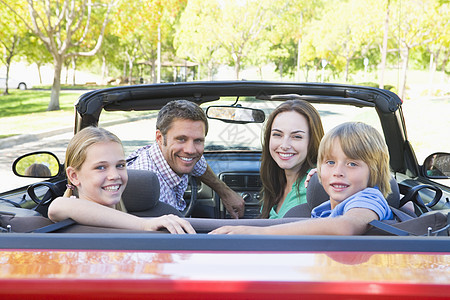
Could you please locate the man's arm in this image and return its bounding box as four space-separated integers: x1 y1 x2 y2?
198 165 245 219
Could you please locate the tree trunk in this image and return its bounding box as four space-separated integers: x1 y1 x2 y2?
398 47 410 100
37 63 43 84
151 59 156 83
345 58 350 83
48 56 63 111
71 57 77 86
2 35 18 95
279 62 283 81
234 57 240 80
101 55 107 84
128 56 134 85
379 0 390 89
3 58 11 95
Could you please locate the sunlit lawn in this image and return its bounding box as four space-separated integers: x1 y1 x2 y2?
0 89 150 138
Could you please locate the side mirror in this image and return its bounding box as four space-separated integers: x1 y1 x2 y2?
12 151 62 178
206 105 265 124
422 152 450 179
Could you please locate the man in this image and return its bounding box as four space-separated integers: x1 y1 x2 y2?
127 100 245 218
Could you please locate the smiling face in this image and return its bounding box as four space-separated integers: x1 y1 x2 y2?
269 111 310 176
320 139 370 209
67 141 128 208
156 118 206 176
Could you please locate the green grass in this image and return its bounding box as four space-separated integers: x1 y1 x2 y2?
0 90 78 118
0 90 79 138
0 89 152 139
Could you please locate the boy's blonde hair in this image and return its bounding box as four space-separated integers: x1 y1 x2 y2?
63 127 123 197
317 122 392 198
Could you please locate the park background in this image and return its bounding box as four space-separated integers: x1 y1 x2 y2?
1 0 449 103
0 0 449 192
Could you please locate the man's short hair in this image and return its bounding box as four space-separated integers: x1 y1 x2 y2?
156 100 208 135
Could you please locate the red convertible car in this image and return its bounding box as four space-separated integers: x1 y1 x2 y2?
0 81 449 298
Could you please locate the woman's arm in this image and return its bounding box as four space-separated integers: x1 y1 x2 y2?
48 197 195 234
209 208 378 235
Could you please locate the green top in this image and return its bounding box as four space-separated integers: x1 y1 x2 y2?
268 175 308 219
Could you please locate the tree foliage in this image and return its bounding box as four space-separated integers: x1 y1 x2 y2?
1 0 448 102
0 0 116 110
0 2 28 94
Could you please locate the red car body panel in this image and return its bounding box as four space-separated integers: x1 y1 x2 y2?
0 250 448 299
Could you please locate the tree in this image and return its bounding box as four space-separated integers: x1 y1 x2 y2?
268 0 323 80
0 2 28 95
390 0 437 99
216 0 272 79
1 0 116 110
21 34 53 85
176 0 272 80
419 1 450 94
379 0 391 89
113 0 186 84
175 0 221 80
302 0 383 83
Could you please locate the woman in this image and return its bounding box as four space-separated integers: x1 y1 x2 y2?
260 100 324 219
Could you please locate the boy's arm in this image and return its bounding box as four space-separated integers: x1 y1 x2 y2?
198 165 245 219
210 208 378 235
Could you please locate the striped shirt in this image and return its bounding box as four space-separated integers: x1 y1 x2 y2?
126 144 207 211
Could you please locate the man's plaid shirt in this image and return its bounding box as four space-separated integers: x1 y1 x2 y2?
126 144 207 211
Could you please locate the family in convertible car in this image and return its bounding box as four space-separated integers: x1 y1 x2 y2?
49 99 394 235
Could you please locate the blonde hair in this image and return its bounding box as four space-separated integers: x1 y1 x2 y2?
317 122 392 198
63 127 123 197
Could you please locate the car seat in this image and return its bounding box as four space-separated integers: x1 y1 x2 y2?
121 169 182 217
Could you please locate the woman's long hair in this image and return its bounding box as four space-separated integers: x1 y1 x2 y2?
259 100 324 218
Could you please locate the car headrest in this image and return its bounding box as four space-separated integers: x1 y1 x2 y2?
122 169 161 212
121 169 182 217
306 173 401 210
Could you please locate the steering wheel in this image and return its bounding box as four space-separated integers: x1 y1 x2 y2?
399 184 443 214
180 176 198 217
27 181 64 217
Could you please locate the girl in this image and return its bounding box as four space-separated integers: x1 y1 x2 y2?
48 127 195 234
210 122 394 235
260 100 324 219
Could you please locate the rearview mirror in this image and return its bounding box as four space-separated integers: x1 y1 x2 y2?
423 152 450 179
12 152 62 178
206 106 265 124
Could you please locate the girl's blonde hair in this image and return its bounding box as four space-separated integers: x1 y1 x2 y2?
317 122 392 198
63 127 123 197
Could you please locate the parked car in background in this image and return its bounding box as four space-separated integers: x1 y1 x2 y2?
0 77 32 90
0 81 449 298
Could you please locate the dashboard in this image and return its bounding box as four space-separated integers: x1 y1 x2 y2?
198 152 263 219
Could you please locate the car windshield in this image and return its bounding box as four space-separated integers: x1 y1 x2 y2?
99 98 382 155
